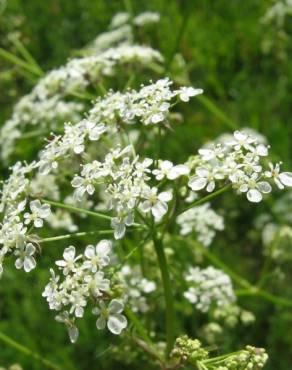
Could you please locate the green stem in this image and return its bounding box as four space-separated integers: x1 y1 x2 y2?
184 238 251 289
182 238 292 308
0 47 43 77
0 331 61 370
153 234 175 356
125 307 152 345
197 95 238 130
42 199 112 220
9 36 43 74
178 184 231 216
42 198 146 229
236 288 292 308
39 230 113 243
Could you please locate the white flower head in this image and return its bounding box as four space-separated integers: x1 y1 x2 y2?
153 160 189 180
177 86 203 102
14 242 36 272
83 240 112 272
93 299 127 335
265 162 292 190
140 187 173 220
56 246 82 275
23 200 51 228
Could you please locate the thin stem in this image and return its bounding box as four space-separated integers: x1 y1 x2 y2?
182 237 292 308
125 307 152 345
236 288 292 308
0 331 61 370
42 198 112 220
182 238 251 289
42 198 146 229
153 234 175 356
197 95 238 130
178 184 231 216
39 230 113 243
0 47 43 77
9 36 43 74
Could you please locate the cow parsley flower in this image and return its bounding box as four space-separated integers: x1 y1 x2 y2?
183 266 236 313
23 200 51 228
92 299 127 335
55 246 82 275
140 187 173 220
14 243 36 272
83 240 112 272
152 160 189 180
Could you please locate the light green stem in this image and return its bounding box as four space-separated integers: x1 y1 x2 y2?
0 331 61 369
183 238 292 308
39 230 113 243
0 47 43 76
178 184 231 216
125 307 152 345
153 234 175 356
197 95 238 130
42 199 146 229
9 37 43 74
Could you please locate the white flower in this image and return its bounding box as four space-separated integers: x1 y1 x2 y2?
84 271 110 297
23 200 51 228
111 214 134 240
140 187 173 220
183 266 236 312
188 167 224 192
177 87 203 102
227 131 257 151
93 299 127 335
55 311 79 343
152 160 189 180
83 120 107 141
56 246 82 275
265 162 292 189
238 174 272 203
71 176 96 200
14 242 36 272
83 240 112 272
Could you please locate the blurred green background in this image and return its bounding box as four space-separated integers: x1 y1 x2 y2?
0 0 292 369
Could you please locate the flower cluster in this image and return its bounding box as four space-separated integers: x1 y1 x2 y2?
71 145 173 238
177 203 224 247
183 266 236 312
215 346 268 370
42 241 127 342
119 264 156 313
0 9 165 163
188 130 292 202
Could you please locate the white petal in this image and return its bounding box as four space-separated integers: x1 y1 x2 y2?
279 172 292 187
96 240 111 257
96 316 106 330
34 218 43 228
84 245 95 259
24 256 36 272
247 189 262 203
107 314 127 335
140 200 152 213
15 258 23 269
152 201 168 219
63 246 75 261
68 326 79 343
158 190 172 202
71 177 83 188
109 299 124 314
188 177 207 191
257 182 272 194
26 243 36 256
